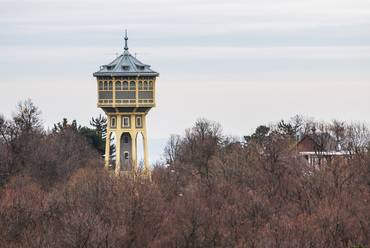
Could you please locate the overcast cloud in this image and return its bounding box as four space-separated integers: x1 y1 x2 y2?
1 0 369 162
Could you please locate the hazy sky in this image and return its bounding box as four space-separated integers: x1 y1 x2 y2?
1 0 370 161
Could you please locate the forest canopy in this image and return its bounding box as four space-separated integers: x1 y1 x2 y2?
0 100 369 247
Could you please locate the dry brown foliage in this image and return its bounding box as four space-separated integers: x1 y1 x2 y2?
0 115 369 247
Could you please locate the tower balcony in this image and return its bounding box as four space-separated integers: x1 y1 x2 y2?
97 78 156 112
98 99 155 107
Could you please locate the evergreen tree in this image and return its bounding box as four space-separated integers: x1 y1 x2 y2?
53 116 108 156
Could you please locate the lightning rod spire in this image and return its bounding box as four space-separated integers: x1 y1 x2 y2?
124 29 129 51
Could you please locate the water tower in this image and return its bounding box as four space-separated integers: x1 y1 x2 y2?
93 31 158 178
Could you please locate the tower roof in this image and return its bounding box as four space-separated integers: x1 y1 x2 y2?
93 31 158 77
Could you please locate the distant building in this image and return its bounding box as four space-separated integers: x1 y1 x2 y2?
297 133 346 167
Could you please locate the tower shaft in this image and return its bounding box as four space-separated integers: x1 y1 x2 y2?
105 112 150 178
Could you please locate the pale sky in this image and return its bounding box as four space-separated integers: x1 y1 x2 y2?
1 0 370 162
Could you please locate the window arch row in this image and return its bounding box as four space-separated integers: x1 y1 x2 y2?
99 81 113 91
114 81 136 91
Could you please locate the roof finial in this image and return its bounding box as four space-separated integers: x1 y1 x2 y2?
124 29 128 51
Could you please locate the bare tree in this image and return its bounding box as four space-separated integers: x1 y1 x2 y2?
12 99 43 135
163 134 181 166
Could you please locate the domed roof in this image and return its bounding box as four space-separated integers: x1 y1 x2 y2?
93 31 158 77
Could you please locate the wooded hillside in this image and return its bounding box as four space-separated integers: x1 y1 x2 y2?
0 101 369 247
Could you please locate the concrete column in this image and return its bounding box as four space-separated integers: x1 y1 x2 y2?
142 115 151 180
142 131 149 172
105 131 111 169
115 132 121 175
131 131 137 171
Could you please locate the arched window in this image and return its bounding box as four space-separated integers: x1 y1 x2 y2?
130 81 136 90
115 81 121 90
144 81 148 90
99 81 103 90
124 152 129 160
122 81 128 90
149 81 153 90
104 81 108 90
108 81 113 90
138 81 142 90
